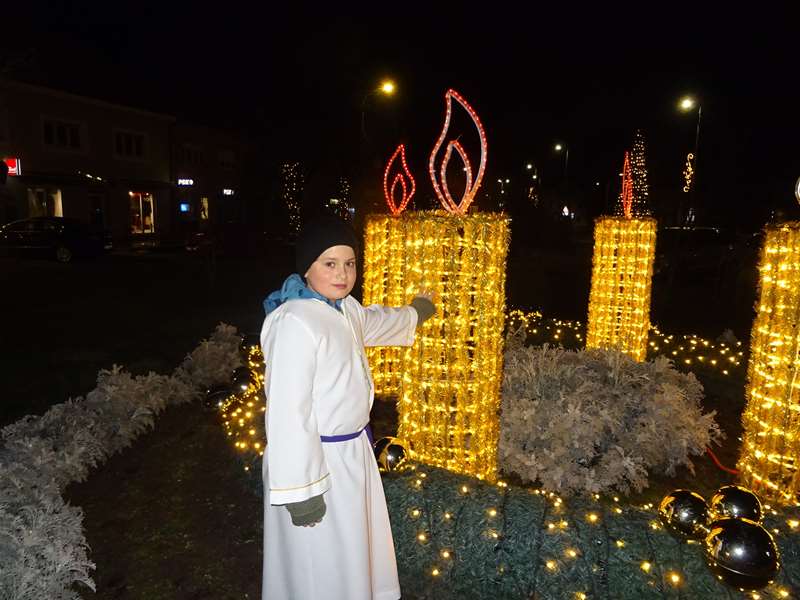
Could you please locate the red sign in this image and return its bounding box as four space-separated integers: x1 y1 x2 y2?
3 158 21 176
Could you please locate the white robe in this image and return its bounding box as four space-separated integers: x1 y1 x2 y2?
260 295 418 600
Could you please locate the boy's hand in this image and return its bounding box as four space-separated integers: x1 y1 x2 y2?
411 290 436 326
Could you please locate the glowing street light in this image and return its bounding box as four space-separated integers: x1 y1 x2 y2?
679 96 696 111
380 80 396 95
554 144 563 152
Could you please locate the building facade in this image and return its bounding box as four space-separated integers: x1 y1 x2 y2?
0 79 246 245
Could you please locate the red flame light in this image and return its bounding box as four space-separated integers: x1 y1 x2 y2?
428 89 487 215
383 144 416 216
621 151 633 219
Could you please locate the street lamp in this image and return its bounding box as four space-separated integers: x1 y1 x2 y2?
361 79 397 140
380 80 396 95
554 142 569 181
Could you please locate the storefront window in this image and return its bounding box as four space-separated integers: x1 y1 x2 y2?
26 188 63 217
200 197 209 220
129 191 155 234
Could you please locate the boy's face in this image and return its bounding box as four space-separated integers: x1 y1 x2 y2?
305 245 357 302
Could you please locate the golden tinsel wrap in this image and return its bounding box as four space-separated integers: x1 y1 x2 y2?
739 221 800 503
363 211 510 482
585 216 657 362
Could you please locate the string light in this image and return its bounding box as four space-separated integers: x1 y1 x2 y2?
738 222 800 503
683 153 695 193
429 89 487 215
383 144 416 216
586 217 657 361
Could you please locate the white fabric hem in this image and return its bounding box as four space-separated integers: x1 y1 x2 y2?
269 473 331 505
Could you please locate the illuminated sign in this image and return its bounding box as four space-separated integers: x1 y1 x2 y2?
222 188 235 196
179 202 191 213
177 178 194 186
3 158 21 176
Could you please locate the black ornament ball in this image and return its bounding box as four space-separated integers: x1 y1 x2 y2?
231 366 256 392
710 485 763 522
373 437 408 473
658 489 709 539
204 384 233 411
704 517 780 591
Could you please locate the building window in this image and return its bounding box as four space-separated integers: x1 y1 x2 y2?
114 129 148 160
218 149 236 170
200 197 209 220
180 144 204 166
129 191 155 234
42 117 84 151
27 188 63 217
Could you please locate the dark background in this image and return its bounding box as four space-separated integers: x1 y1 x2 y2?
3 3 799 229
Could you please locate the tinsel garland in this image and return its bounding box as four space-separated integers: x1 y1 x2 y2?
0 324 242 600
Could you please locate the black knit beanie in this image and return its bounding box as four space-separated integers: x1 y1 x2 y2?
295 216 359 276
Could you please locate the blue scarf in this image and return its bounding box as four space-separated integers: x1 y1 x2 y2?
263 274 343 315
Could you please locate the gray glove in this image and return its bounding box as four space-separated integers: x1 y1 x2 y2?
411 296 436 327
285 494 326 526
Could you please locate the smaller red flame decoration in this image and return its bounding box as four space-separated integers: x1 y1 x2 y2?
621 151 633 219
383 144 416 216
429 89 487 216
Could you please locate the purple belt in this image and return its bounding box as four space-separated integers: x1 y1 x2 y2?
321 424 374 444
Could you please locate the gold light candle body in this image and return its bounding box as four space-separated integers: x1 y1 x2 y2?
739 222 800 503
363 211 510 482
586 217 657 362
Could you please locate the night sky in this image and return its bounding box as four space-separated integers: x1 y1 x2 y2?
4 3 798 229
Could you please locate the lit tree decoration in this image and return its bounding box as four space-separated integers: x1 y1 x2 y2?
738 221 800 504
384 144 416 216
587 150 657 362
428 89 487 215
364 89 509 482
629 129 650 216
281 162 303 235
614 130 650 218
683 153 695 193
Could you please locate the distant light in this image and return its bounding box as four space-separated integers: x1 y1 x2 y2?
223 188 235 196
179 202 191 213
526 163 532 170
329 198 340 205
380 80 396 95
178 178 194 186
562 205 570 217
505 179 510 183
679 96 696 111
497 179 503 183
555 144 563 151
2 158 21 176
532 175 538 180
595 182 600 186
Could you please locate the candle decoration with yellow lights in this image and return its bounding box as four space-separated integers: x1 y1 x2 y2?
364 211 510 482
739 221 800 504
586 216 657 361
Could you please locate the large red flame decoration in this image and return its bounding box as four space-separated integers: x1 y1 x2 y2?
428 89 487 215
621 151 633 219
383 144 416 216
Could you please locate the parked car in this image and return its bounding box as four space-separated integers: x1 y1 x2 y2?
0 217 112 262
